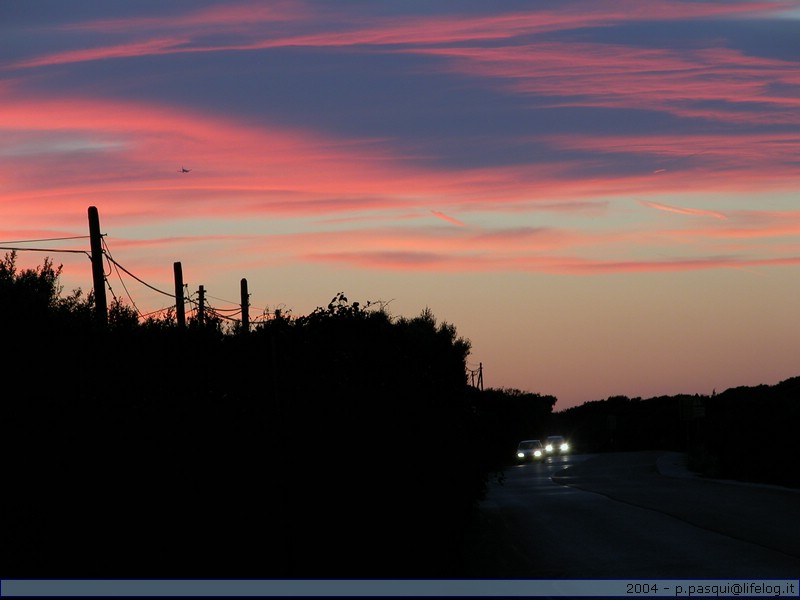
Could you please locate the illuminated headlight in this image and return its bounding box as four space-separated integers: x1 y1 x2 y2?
545 444 553 452
534 450 542 457
517 452 525 458
560 443 569 451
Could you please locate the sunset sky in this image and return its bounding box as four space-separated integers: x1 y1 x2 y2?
2 1 799 409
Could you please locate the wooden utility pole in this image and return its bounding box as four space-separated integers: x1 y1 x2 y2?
87 206 108 326
174 262 185 329
240 278 249 332
197 285 205 326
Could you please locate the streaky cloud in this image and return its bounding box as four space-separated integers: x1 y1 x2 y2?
639 200 728 220
10 1 794 73
431 210 466 226
301 249 800 274
9 38 191 69
412 42 800 126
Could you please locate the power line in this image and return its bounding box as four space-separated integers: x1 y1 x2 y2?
4 216 267 328
0 245 90 256
208 305 242 314
138 303 181 319
6 225 264 328
102 238 144 318
208 308 242 322
467 362 484 391
0 235 92 257
101 250 175 299
0 235 90 244
206 292 241 310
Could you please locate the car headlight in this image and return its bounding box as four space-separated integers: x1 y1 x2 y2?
534 450 542 457
545 444 553 452
561 443 569 451
517 452 525 458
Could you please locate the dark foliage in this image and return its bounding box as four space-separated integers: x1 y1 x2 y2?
693 379 800 488
550 394 687 454
551 382 800 489
470 387 557 466
1 258 522 578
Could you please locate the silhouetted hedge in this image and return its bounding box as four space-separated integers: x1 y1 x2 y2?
2 256 503 578
694 379 800 488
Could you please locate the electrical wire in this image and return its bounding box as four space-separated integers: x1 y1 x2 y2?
139 305 175 319
6 231 268 329
206 292 242 310
0 235 93 257
0 245 90 256
102 238 144 318
0 235 90 244
208 305 242 314
101 249 175 299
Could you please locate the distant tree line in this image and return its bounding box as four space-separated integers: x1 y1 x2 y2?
1 252 552 578
549 383 799 488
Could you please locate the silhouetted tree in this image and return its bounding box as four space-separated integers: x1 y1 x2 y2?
3 274 486 578
472 387 557 466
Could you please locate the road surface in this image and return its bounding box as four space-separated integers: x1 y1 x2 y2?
459 451 800 578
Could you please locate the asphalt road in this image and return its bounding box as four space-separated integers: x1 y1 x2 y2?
459 451 800 578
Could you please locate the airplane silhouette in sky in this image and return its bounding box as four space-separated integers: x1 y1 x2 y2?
178 166 191 173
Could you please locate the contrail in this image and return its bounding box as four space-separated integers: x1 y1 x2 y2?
431 210 466 226
639 199 727 220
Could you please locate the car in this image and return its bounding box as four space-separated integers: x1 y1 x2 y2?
516 439 544 462
544 435 570 455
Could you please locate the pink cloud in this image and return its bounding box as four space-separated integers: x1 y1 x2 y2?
411 42 800 125
3 110 787 228
9 89 766 226
54 2 305 33
10 38 193 69
0 92 438 219
537 131 800 192
9 1 792 72
302 250 800 274
545 131 800 163
174 188 800 277
2 82 798 284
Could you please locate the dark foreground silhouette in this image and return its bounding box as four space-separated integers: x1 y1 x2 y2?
2 253 797 578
